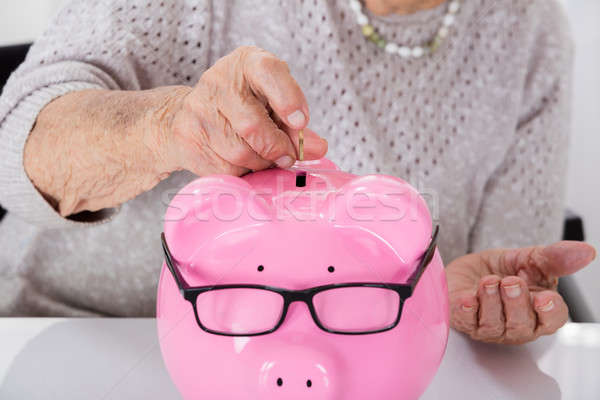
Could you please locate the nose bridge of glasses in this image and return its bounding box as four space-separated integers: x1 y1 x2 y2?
280 297 317 333
284 289 313 305
279 289 317 327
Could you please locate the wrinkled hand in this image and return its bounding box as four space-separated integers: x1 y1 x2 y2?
160 46 327 177
447 241 596 344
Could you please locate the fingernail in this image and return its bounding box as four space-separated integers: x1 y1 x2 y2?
275 155 293 168
503 283 522 298
287 110 306 128
484 282 498 295
461 304 475 312
538 300 555 312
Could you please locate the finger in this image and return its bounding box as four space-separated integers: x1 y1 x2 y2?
539 241 596 277
449 290 479 335
168 103 253 176
475 275 505 341
218 93 297 168
188 145 250 177
500 276 536 344
497 241 596 283
533 290 569 336
242 48 310 130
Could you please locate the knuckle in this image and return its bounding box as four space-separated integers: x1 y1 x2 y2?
277 58 291 73
235 118 286 160
212 46 264 83
257 55 284 74
452 318 476 334
505 324 532 341
236 116 264 139
228 145 254 167
472 331 501 344
259 138 285 160
195 78 220 103
235 45 255 53
233 45 261 59
505 324 525 336
477 323 505 339
481 274 501 283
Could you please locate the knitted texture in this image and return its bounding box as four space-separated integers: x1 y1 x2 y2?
0 0 573 316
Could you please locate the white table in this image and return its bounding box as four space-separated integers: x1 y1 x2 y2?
0 319 598 399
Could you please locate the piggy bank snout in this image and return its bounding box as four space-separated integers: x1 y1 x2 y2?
257 343 340 400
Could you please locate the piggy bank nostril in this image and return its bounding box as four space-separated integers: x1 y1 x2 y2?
276 377 283 387
306 379 312 388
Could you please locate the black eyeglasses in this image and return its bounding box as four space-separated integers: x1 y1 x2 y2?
161 225 439 336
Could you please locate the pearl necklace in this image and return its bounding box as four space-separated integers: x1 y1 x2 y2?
348 0 461 58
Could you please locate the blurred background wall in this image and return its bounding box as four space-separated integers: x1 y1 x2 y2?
0 0 70 46
0 1 598 319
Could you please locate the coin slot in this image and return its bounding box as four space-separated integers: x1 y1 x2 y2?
295 170 307 187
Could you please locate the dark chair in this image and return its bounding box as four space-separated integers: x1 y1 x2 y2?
559 210 595 322
0 43 30 91
0 43 31 222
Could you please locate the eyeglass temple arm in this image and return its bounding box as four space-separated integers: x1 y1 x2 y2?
161 232 189 294
406 225 439 292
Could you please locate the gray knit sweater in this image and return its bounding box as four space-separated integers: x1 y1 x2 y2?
0 0 573 316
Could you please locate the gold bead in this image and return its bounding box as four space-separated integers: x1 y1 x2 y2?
369 32 381 43
361 24 374 37
430 36 442 53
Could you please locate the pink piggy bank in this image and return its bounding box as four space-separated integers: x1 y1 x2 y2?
157 159 449 400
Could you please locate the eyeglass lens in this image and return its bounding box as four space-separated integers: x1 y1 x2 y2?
194 286 401 335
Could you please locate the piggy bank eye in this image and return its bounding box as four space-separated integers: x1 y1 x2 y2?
277 377 283 386
306 379 312 387
257 265 264 272
327 266 335 273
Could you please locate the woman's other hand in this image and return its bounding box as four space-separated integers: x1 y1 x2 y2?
158 46 328 176
447 241 596 344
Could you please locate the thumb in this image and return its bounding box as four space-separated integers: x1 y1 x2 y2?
537 241 597 277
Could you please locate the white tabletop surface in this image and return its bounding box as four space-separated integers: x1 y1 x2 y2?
0 318 598 399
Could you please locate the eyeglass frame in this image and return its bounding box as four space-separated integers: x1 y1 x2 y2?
160 225 439 336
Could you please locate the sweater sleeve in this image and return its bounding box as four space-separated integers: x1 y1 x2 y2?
0 0 205 229
469 1 574 252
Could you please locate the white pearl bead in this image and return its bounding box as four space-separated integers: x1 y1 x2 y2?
349 0 361 12
412 46 424 58
398 46 411 58
438 26 449 38
448 1 460 14
443 14 455 26
356 12 368 26
385 43 399 54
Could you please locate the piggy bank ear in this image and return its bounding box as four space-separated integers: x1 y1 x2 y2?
332 175 433 268
163 175 272 264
